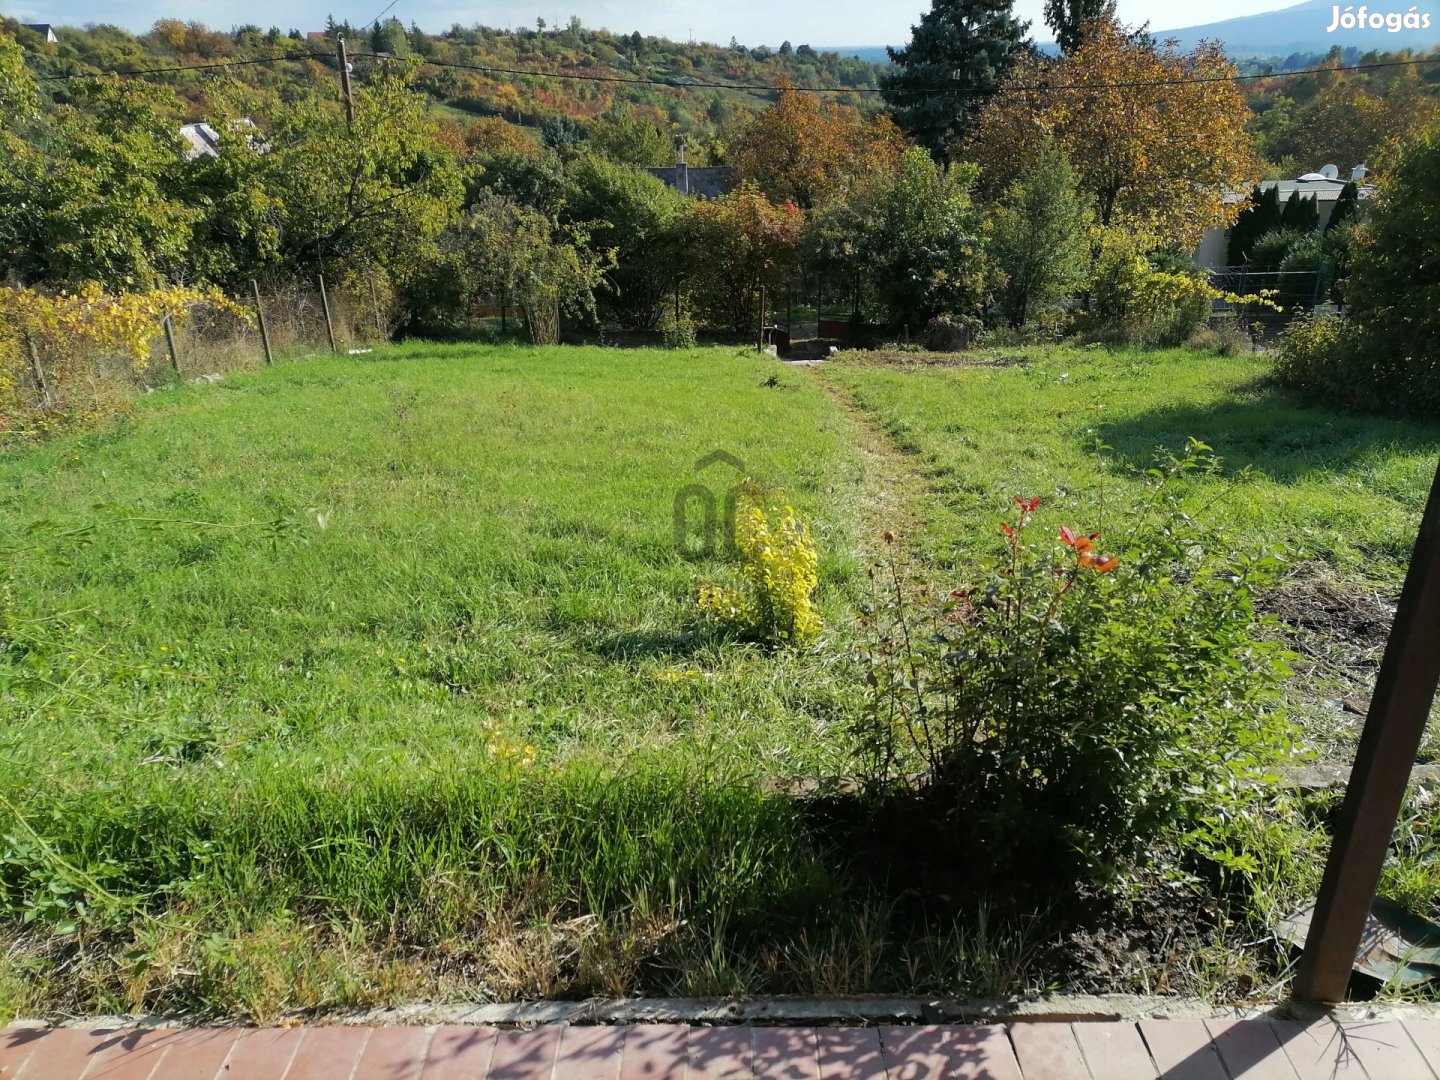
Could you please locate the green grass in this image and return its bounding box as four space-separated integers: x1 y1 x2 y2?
826 347 1440 584
4 340 1440 1018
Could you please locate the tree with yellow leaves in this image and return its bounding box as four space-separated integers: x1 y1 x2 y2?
962 18 1260 248
731 80 905 209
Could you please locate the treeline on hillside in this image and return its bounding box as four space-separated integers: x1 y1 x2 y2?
5 15 882 164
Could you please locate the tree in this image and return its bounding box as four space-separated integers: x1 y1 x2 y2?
882 0 1031 159
1279 191 1319 234
964 17 1260 248
731 81 904 208
863 147 988 326
587 111 672 167
266 71 463 281
1326 180 1359 233
1341 125 1440 412
449 192 608 344
1043 0 1115 54
1226 184 1282 266
682 183 804 333
563 156 686 330
988 137 1093 327
5 76 195 288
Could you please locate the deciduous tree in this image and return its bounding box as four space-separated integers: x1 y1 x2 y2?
964 18 1260 248
682 183 804 333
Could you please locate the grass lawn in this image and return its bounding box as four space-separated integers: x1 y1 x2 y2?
3 340 1440 1018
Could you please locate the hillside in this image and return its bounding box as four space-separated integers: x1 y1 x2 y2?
1159 0 1440 56
6 16 885 157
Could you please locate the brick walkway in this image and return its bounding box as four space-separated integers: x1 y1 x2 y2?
4 1018 1440 1079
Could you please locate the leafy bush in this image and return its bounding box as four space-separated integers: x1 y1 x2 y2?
699 481 821 647
1272 313 1358 400
855 443 1295 885
1078 229 1214 348
662 311 698 350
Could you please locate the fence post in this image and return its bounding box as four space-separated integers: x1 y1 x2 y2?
251 280 274 366
22 332 50 406
162 314 180 374
1292 456 1440 1002
318 274 337 353
757 286 766 353
370 279 384 340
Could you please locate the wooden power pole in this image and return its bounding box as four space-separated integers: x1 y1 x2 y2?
337 36 355 130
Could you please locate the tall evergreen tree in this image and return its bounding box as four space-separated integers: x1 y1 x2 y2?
1327 180 1360 232
1227 184 1282 265
1043 0 1115 54
881 0 1031 159
1280 190 1319 233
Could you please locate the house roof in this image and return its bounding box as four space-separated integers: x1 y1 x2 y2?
1224 177 1376 205
645 165 736 199
179 118 265 161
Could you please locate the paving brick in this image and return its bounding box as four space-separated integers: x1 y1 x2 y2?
687 1026 752 1080
354 1026 434 1080
617 1026 687 1080
1270 1021 1365 1080
813 1028 883 1080
1007 1024 1089 1080
1336 1021 1436 1080
1138 1020 1227 1080
134 1029 238 1080
419 1027 497 1080
0 1029 47 1080
12 1028 114 1080
489 1027 563 1080
77 1028 175 1080
1404 1021 1440 1076
880 1024 1021 1080
1203 1020 1298 1080
220 1028 304 1079
553 1025 625 1080
1071 1022 1155 1080
283 1026 371 1080
751 1028 817 1080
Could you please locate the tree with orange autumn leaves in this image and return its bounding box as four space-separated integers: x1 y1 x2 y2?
730 80 906 209
682 183 804 332
961 17 1261 247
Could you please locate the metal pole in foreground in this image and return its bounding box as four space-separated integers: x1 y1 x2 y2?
337 37 355 131
1293 456 1440 1002
251 280 274 366
757 286 766 353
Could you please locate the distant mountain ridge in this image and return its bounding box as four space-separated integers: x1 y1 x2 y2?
1155 0 1440 55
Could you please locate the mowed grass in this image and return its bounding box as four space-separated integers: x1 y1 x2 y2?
827 348 1440 584
0 343 877 1018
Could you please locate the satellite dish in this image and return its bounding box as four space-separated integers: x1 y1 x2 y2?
1320 164 1340 180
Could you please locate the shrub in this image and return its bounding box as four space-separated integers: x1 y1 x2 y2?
922 314 979 352
1273 313 1359 401
1078 229 1214 348
855 443 1295 886
698 481 821 647
662 311 698 350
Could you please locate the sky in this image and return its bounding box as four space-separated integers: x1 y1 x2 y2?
2 0 1303 48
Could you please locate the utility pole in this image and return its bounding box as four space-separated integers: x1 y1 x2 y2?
337 36 355 130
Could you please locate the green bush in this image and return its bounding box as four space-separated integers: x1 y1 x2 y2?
1078 229 1214 348
1273 313 1354 399
855 443 1295 885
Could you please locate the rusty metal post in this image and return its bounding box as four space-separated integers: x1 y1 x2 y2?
318 274 337 353
1293 456 1440 1002
757 285 766 353
251 280 274 366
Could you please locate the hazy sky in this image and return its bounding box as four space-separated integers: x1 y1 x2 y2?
2 0 1302 46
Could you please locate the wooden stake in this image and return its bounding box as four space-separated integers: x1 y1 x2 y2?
252 280 274 366
162 314 180 374
318 274 337 353
1294 456 1440 1001
22 332 49 406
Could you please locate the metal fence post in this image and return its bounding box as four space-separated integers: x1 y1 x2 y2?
318 274 337 353
1293 456 1440 1001
251 280 274 366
